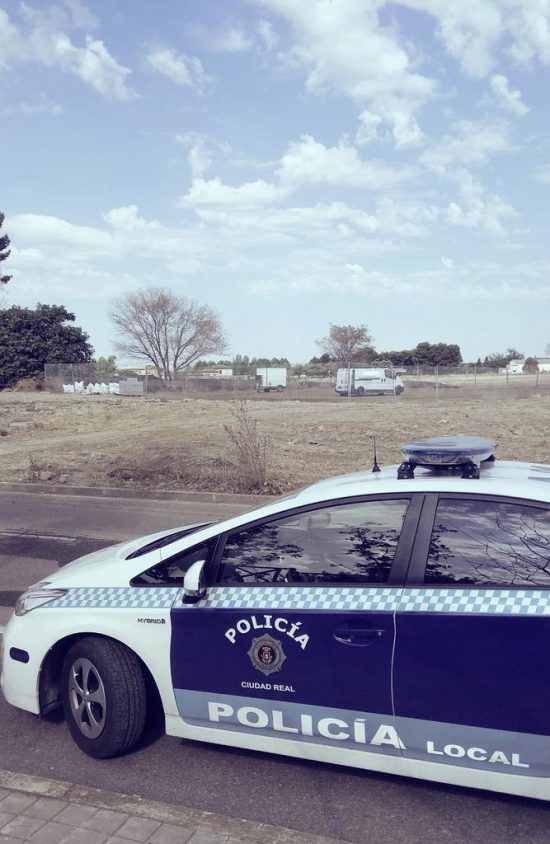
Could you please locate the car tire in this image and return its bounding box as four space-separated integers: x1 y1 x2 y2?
395 386 404 395
357 386 365 396
61 636 147 759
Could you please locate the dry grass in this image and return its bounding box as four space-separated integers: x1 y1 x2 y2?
0 388 549 493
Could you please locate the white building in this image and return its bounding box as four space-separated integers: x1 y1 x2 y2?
504 357 550 374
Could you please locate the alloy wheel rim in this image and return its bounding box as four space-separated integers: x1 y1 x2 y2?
68 657 107 739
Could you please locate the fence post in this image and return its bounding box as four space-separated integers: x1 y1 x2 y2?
435 365 439 399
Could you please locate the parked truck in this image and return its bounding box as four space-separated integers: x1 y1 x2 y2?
335 367 405 396
255 367 287 392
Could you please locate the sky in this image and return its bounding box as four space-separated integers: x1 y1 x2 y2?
1 0 550 365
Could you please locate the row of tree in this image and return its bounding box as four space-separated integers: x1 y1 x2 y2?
315 324 463 366
0 293 533 390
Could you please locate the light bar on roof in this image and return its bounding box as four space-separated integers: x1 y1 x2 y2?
398 435 497 479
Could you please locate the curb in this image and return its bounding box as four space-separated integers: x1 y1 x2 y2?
0 769 345 844
0 481 274 506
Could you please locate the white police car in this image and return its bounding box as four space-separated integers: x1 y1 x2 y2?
3 435 550 801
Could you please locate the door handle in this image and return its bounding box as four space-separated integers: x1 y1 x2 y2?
333 627 386 646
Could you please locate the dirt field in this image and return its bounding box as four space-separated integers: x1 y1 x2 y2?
1 387 549 495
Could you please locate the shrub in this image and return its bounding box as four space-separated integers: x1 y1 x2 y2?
224 400 270 492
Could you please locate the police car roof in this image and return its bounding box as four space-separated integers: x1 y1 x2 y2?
291 459 550 505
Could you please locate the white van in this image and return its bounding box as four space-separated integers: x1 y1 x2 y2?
335 367 405 396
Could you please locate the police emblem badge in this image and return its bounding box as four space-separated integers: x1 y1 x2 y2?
247 633 287 677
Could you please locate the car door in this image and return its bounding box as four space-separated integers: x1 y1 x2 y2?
393 493 550 785
170 494 422 764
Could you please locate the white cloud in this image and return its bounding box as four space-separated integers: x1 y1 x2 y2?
253 0 435 147
188 144 213 179
186 23 254 53
146 44 210 93
0 6 135 100
6 94 63 115
277 135 414 190
245 261 412 298
505 1 550 65
441 256 454 269
398 0 550 75
490 74 529 116
420 120 511 175
10 213 112 252
355 110 382 145
446 170 515 236
102 206 161 231
0 9 25 68
256 19 278 50
19 0 99 33
178 133 416 222
535 164 550 184
60 36 135 100
179 177 290 210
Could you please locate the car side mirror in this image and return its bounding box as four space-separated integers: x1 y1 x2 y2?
182 559 207 604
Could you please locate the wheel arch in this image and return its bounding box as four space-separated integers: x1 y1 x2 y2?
38 632 164 727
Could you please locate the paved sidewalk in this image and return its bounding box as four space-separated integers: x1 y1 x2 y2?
0 770 345 844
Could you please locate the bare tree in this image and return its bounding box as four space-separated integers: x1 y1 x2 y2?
0 212 12 287
110 287 228 381
316 323 373 362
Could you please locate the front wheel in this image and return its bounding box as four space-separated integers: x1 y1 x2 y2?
61 636 147 758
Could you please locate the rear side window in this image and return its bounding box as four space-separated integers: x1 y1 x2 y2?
425 498 550 586
218 499 409 585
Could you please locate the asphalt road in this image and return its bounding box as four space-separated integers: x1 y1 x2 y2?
1 487 550 843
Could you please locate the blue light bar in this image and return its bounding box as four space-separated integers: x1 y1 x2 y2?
400 436 497 467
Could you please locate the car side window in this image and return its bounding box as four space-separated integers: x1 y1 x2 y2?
425 498 550 586
217 499 409 585
131 538 218 586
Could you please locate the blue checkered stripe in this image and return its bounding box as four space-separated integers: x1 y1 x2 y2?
198 586 400 612
399 589 550 615
46 586 179 610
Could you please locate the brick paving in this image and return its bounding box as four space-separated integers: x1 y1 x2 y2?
0 771 344 844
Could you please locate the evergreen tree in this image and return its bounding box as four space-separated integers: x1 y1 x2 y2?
0 212 12 286
0 304 93 388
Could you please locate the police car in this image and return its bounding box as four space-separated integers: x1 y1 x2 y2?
3 435 550 801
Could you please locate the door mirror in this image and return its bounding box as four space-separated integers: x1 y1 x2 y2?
182 559 207 604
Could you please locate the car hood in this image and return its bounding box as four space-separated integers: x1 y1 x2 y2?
41 522 209 586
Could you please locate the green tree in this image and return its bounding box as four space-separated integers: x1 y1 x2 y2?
376 349 415 366
110 287 227 381
316 324 374 362
0 212 12 287
93 355 117 379
523 357 539 373
0 304 93 388
483 348 523 369
412 341 462 366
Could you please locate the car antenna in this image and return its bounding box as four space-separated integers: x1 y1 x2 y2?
371 435 381 473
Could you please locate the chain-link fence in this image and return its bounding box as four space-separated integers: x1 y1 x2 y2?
44 362 550 401
44 363 143 395
397 364 550 400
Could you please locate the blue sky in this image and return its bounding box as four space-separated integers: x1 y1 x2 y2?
1 0 550 364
